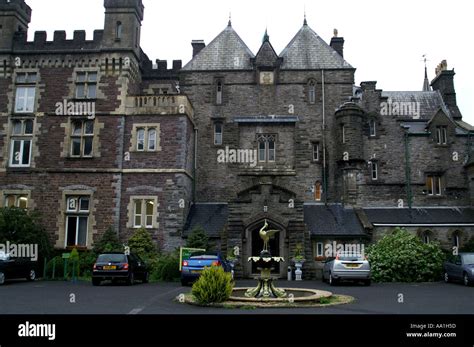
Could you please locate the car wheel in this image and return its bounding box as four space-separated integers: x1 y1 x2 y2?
127 272 135 286
363 279 371 286
92 278 101 286
444 272 450 283
329 273 338 286
26 269 36 282
142 272 149 284
181 278 188 286
0 272 5 285
463 273 472 287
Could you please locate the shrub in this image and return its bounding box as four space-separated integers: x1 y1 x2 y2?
149 254 180 282
186 226 209 250
93 227 122 254
127 228 157 260
0 207 52 259
367 228 445 283
69 248 80 277
79 251 96 277
45 256 64 278
191 266 234 304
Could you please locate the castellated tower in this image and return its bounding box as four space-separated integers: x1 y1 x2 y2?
335 102 367 206
103 0 144 57
0 0 31 52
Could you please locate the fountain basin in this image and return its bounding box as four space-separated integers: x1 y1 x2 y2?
231 287 332 303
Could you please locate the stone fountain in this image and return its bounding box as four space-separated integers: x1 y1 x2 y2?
245 220 287 298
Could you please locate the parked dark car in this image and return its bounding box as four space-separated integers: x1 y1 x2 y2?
0 252 37 285
92 252 149 286
181 251 231 286
444 253 474 286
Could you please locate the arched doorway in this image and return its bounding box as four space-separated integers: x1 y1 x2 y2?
244 219 287 278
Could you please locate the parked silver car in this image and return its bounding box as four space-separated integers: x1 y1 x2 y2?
444 253 474 286
322 254 371 286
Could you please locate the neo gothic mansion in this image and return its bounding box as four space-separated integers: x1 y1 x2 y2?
1 0 473 278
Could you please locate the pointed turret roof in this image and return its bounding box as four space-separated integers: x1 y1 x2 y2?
279 22 353 70
253 29 281 68
422 66 431 91
182 23 254 71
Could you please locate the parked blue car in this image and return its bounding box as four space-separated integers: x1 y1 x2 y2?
181 251 231 286
444 253 474 286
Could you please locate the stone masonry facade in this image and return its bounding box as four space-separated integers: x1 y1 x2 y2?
1 0 473 279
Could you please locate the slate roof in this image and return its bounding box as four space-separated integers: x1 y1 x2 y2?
182 24 254 71
381 91 449 120
279 23 353 70
304 204 367 237
183 203 228 238
364 208 474 225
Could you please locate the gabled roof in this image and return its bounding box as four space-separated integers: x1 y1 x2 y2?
381 91 449 120
279 23 353 70
253 37 281 68
182 24 254 71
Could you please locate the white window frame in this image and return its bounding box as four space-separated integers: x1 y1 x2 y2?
133 199 155 229
214 123 223 146
436 126 448 145
65 195 90 248
70 120 94 158
15 86 36 114
9 119 34 168
135 127 158 152
4 194 29 209
312 143 320 161
453 233 460 248
316 242 324 257
427 175 442 196
257 134 276 163
371 162 378 181
75 71 98 99
369 119 376 137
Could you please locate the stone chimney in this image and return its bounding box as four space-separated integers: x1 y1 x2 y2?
431 60 462 119
330 28 344 58
191 40 205 57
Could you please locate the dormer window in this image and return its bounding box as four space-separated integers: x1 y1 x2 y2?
308 80 316 104
436 126 448 145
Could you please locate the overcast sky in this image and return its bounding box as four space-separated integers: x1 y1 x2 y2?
29 0 473 123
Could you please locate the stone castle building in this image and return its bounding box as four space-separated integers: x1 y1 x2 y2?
1 0 473 278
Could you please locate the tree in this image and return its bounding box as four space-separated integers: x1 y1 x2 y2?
0 207 52 259
93 227 122 254
127 228 157 260
367 227 445 282
186 225 209 250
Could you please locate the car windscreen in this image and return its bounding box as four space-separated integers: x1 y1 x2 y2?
338 255 364 261
97 254 127 263
189 253 218 260
462 254 474 265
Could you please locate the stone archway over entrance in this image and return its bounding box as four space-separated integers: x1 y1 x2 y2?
243 218 288 278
